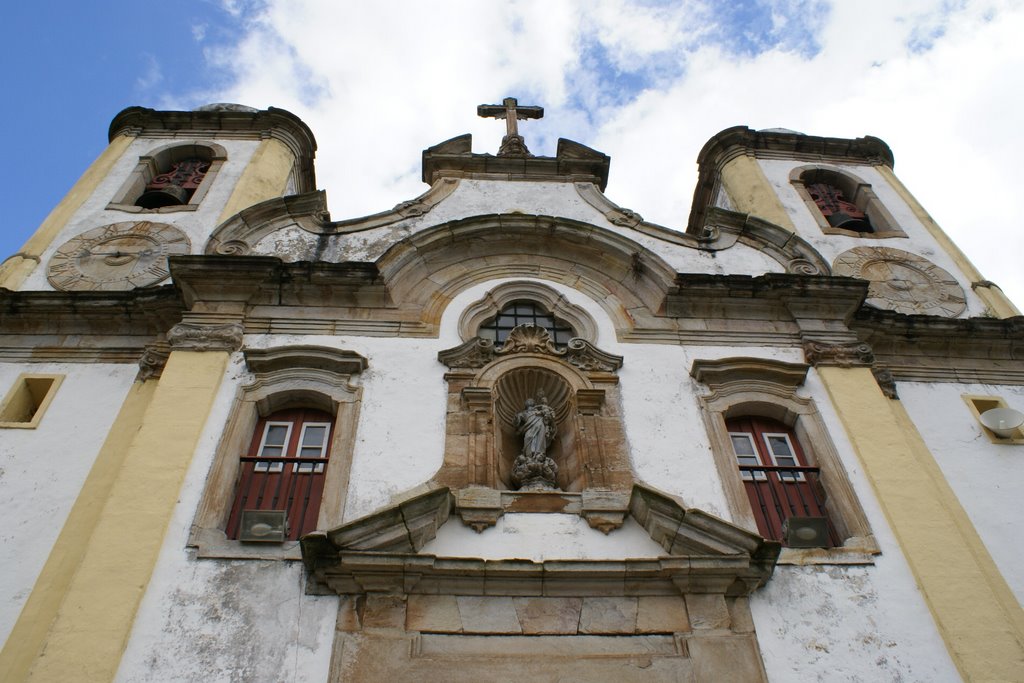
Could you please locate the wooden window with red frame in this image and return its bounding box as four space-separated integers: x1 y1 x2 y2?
226 408 333 541
726 416 840 546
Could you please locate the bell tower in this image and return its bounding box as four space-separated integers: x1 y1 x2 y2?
0 103 316 293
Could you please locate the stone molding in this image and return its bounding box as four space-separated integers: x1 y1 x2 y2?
457 280 598 343
451 487 632 534
802 340 875 367
690 357 809 391
301 484 779 597
422 135 610 190
167 321 244 352
244 345 367 376
205 179 459 257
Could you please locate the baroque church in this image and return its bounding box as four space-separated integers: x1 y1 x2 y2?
0 99 1022 682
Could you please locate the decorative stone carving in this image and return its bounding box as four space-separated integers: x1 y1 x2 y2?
565 339 624 373
787 258 822 276
495 324 562 356
137 343 171 381
802 341 875 368
607 207 643 227
214 239 250 256
167 321 244 352
511 395 559 491
437 337 495 369
439 325 623 374
833 246 967 317
872 366 899 400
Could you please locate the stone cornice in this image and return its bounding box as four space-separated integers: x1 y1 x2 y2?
422 135 610 190
687 125 893 235
108 106 317 193
0 286 183 336
852 309 1024 384
301 484 779 597
244 345 368 376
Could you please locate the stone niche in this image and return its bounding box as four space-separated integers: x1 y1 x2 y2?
435 324 632 499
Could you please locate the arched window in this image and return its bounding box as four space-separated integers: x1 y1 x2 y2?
226 407 333 542
477 300 576 347
135 157 211 208
108 142 226 213
805 182 873 233
727 415 839 547
790 166 906 239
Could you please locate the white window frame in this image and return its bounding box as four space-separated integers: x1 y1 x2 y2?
294 421 331 473
729 431 767 480
761 431 804 482
256 421 293 472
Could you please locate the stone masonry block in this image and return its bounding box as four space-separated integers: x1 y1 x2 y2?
578 597 638 634
406 594 463 633
456 596 523 633
685 594 731 631
636 595 691 633
513 597 583 634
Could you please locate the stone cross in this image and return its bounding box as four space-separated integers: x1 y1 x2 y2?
477 97 544 157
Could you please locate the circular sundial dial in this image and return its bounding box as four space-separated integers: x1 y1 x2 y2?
47 221 191 291
832 246 966 317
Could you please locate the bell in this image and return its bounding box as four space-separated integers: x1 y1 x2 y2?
827 211 873 233
135 183 189 209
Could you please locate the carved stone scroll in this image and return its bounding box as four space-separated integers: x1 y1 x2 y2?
802 341 874 368
167 321 244 352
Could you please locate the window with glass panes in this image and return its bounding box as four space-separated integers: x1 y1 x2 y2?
477 300 576 347
227 408 333 540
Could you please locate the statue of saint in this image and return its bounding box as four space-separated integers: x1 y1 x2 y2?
512 395 558 490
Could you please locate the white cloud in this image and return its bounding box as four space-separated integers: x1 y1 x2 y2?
187 0 1024 307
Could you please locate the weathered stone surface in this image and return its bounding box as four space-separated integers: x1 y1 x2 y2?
727 597 755 634
335 596 363 632
579 597 638 634
636 595 691 634
685 594 731 631
361 594 406 630
513 597 583 634
689 634 767 682
406 594 463 633
456 596 522 633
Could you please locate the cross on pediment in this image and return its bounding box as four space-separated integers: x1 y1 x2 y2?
477 97 544 157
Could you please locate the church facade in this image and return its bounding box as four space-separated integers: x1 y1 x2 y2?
0 100 1022 682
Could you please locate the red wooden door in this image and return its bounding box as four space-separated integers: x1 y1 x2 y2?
227 408 333 541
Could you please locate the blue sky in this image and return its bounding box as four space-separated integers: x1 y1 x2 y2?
3 1 1023 306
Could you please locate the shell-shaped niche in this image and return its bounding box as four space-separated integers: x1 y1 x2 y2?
493 367 572 428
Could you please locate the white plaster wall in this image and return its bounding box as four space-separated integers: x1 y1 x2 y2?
116 353 337 683
0 361 138 646
422 514 666 561
21 137 260 291
898 380 1024 603
758 158 990 317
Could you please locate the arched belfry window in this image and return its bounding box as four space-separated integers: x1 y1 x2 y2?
806 182 873 233
790 166 906 239
477 300 576 347
109 142 226 213
136 157 211 208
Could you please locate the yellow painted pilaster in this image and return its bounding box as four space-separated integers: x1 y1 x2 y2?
719 155 795 231
216 137 295 225
22 351 229 683
0 135 134 291
877 165 1020 317
818 366 1024 681
0 380 156 682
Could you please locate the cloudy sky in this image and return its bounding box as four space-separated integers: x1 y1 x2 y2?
3 0 1023 306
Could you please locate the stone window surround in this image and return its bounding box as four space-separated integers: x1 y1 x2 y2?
691 357 880 565
0 373 64 429
107 141 228 214
457 280 598 343
188 346 366 560
789 164 906 239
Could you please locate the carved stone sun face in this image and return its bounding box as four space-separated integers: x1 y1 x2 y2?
832 246 966 317
47 221 191 291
